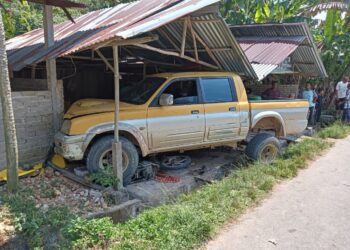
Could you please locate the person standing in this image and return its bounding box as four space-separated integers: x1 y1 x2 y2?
335 76 349 119
344 83 350 123
315 88 325 123
303 83 316 126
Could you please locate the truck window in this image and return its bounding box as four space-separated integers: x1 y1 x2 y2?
201 78 236 103
163 79 199 105
120 77 166 104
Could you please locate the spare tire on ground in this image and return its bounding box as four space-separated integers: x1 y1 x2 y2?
160 155 191 170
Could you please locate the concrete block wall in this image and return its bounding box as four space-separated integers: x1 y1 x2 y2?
247 84 300 98
0 80 63 170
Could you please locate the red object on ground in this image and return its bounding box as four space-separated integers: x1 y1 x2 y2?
155 175 180 183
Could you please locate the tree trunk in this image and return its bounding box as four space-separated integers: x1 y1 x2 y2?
0 14 18 193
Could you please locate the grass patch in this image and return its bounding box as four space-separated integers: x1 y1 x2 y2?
317 121 350 139
64 136 334 250
0 187 74 248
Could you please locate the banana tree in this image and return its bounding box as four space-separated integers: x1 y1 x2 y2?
304 1 350 82
221 0 311 24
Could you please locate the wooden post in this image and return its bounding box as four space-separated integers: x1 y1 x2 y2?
188 20 199 63
43 5 60 133
112 45 123 189
180 18 188 57
0 14 18 193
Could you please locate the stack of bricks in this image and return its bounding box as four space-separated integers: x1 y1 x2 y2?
0 80 63 170
247 84 300 98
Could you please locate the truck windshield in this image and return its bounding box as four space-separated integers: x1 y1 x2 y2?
120 77 166 104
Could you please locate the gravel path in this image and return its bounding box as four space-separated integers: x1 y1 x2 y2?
206 136 350 250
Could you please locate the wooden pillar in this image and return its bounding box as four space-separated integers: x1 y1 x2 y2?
43 5 60 133
112 45 123 189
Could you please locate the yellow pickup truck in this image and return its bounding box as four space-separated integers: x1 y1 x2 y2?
55 72 309 184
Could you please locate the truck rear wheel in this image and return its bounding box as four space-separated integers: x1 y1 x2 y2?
86 135 139 186
245 133 280 163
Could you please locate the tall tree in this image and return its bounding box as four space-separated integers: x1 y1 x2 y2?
0 12 18 193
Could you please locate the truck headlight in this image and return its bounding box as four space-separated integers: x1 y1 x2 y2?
61 120 71 135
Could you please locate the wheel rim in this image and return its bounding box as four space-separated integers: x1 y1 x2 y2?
259 144 278 163
98 149 129 172
162 156 188 169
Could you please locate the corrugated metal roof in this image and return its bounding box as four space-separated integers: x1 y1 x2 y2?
6 0 256 78
230 23 328 79
251 63 278 81
237 36 304 65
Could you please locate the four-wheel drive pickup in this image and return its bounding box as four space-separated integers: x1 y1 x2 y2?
55 72 309 184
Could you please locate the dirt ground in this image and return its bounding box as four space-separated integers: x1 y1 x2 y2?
206 136 350 250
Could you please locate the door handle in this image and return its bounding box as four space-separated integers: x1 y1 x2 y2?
229 107 236 112
191 110 200 115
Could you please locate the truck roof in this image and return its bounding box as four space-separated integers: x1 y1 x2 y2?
151 71 239 78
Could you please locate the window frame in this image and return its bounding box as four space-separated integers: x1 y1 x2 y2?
149 77 203 107
199 77 237 104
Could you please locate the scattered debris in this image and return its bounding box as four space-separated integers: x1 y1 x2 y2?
0 163 43 183
194 166 225 184
131 161 157 183
74 167 89 177
0 168 119 216
268 239 278 246
155 174 181 183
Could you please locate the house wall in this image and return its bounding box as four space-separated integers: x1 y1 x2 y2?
247 84 300 98
0 79 63 170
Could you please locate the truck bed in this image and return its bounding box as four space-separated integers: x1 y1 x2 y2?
249 99 309 135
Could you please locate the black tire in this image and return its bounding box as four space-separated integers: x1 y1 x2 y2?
86 135 139 186
160 155 191 170
245 133 280 163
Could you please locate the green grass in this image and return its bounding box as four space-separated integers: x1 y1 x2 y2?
2 123 349 249
317 121 350 139
0 187 74 248
64 137 333 250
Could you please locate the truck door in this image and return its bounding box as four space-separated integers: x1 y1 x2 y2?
200 77 241 142
147 78 205 150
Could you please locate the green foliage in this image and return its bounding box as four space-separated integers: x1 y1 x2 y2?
63 124 348 250
0 186 74 248
221 0 312 25
64 217 116 249
89 167 118 188
1 0 42 39
1 0 136 39
317 121 350 139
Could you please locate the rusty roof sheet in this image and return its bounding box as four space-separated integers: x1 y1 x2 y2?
231 23 328 79
6 0 256 78
237 36 304 65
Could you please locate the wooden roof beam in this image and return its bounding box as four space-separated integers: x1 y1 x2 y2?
93 35 159 50
131 43 218 70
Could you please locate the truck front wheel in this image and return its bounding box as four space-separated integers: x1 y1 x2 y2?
245 133 280 163
86 135 139 186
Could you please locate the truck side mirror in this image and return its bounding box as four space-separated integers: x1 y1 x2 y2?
159 94 174 106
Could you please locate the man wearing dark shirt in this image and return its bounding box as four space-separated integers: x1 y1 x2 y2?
262 81 281 100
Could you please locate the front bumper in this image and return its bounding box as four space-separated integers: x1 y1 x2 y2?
54 132 87 161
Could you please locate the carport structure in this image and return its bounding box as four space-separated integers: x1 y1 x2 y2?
230 23 328 81
6 0 256 187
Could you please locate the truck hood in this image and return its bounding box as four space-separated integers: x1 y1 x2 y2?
64 99 137 119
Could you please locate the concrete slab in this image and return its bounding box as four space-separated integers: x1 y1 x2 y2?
127 148 243 207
